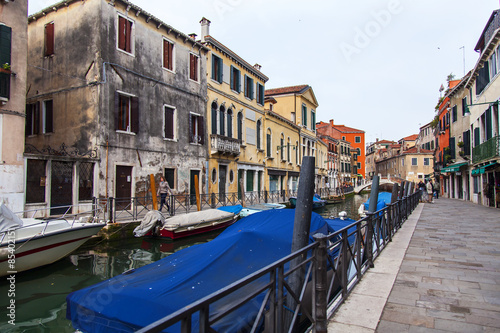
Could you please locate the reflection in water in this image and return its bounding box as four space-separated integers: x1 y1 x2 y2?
0 194 368 332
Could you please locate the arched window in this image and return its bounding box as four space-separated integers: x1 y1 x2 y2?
296 140 299 164
287 137 291 162
227 109 233 138
280 134 284 160
266 129 272 158
219 105 225 136
256 119 262 149
211 102 217 135
237 112 243 141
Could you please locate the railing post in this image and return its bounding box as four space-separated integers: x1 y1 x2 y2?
313 233 328 333
365 212 374 268
341 229 349 299
108 197 114 223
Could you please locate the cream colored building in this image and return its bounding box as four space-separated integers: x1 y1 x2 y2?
0 0 27 211
202 18 269 198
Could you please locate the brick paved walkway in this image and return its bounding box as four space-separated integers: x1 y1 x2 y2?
329 198 500 332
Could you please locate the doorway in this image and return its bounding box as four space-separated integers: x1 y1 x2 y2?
50 161 73 215
219 165 227 202
115 166 132 210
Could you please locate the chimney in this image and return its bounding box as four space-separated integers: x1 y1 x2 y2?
189 33 197 40
329 119 334 127
200 17 211 41
254 63 262 71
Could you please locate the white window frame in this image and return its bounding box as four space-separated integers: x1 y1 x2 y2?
189 52 200 84
163 104 177 141
116 90 136 135
116 14 135 56
162 37 175 73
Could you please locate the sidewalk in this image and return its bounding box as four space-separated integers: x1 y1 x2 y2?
328 198 500 332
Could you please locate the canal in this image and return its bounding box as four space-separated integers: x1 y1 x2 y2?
0 193 369 332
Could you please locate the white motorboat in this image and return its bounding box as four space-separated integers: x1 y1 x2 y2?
0 204 106 277
239 202 286 217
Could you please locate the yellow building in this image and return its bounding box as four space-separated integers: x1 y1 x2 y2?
265 85 322 190
200 18 268 199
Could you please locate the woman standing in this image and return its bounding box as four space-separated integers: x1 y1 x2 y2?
157 176 172 213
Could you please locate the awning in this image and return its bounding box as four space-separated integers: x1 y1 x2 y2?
472 161 498 175
440 162 468 173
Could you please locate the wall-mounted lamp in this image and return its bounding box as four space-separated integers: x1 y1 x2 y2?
464 100 499 116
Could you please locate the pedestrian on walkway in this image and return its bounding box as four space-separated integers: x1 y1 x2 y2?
433 180 440 199
426 180 434 203
157 176 172 213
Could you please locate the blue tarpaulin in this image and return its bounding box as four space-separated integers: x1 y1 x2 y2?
66 209 351 333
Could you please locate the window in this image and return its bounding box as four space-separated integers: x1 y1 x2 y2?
287 138 291 162
44 22 54 56
211 102 217 134
78 162 94 201
311 110 316 130
211 55 222 83
189 53 199 82
115 92 139 133
0 24 11 99
476 60 490 95
42 100 53 133
424 158 429 166
280 135 284 160
230 66 241 93
266 129 272 158
237 112 243 141
302 104 307 127
227 109 233 138
256 119 261 149
411 158 417 166
25 102 40 136
164 168 175 189
118 16 133 54
355 136 361 143
462 97 467 116
163 39 174 71
256 83 264 105
189 113 204 144
26 159 46 204
219 106 225 136
164 105 175 140
244 75 254 99
452 105 457 123
295 140 299 164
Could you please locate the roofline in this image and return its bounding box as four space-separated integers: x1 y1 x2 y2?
28 0 209 52
474 9 500 52
203 35 269 82
265 85 310 96
466 28 500 89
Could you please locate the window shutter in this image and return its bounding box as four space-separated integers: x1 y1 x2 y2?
463 130 471 155
45 100 53 133
163 40 172 70
164 107 174 139
230 66 234 90
114 92 120 131
190 54 195 80
449 137 455 159
125 20 132 53
462 97 467 116
227 111 232 138
486 107 492 140
34 102 40 134
25 104 32 136
474 127 480 147
118 17 126 51
44 23 54 56
0 25 12 66
131 96 139 133
189 114 193 143
198 116 205 145
211 55 216 80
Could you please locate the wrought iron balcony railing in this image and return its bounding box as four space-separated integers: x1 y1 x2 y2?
472 135 500 164
210 134 241 155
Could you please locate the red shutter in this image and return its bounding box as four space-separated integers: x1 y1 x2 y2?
45 22 54 56
190 54 198 81
131 96 139 133
164 40 173 70
125 20 132 53
163 40 168 69
164 107 174 139
118 17 126 51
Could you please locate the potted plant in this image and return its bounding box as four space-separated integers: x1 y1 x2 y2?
0 63 11 74
457 141 465 148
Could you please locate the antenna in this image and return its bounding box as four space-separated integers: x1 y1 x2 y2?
459 46 465 76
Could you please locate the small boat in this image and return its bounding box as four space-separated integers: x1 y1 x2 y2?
66 209 356 332
239 202 286 217
133 205 242 240
289 193 326 210
0 204 106 277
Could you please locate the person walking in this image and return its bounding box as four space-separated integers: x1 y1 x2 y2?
433 180 440 199
157 176 172 213
426 180 434 203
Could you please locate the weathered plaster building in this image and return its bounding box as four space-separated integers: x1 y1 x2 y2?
201 18 269 198
365 139 396 180
0 0 28 211
25 0 208 213
376 145 434 183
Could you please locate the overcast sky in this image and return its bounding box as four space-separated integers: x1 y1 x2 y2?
28 0 499 144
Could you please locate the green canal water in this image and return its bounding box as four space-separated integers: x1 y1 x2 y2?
0 193 369 332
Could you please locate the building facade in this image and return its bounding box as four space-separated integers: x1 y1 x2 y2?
25 0 208 213
0 0 28 211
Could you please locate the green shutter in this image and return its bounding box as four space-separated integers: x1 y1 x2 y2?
0 25 12 66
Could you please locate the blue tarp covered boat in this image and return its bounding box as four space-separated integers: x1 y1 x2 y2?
289 194 326 210
66 209 353 332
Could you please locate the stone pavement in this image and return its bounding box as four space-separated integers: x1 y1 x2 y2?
328 198 500 332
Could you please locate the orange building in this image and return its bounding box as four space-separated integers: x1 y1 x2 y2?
316 119 366 182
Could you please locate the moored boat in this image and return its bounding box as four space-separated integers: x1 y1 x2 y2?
133 205 242 240
0 204 106 277
289 193 326 210
239 202 286 217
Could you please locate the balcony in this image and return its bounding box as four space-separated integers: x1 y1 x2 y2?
472 135 500 164
210 134 241 155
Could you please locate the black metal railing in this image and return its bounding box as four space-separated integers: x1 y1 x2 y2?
135 191 421 332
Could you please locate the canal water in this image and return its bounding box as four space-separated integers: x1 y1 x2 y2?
0 193 369 332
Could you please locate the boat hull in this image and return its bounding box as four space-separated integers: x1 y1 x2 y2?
0 223 105 276
154 215 238 240
289 197 326 210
